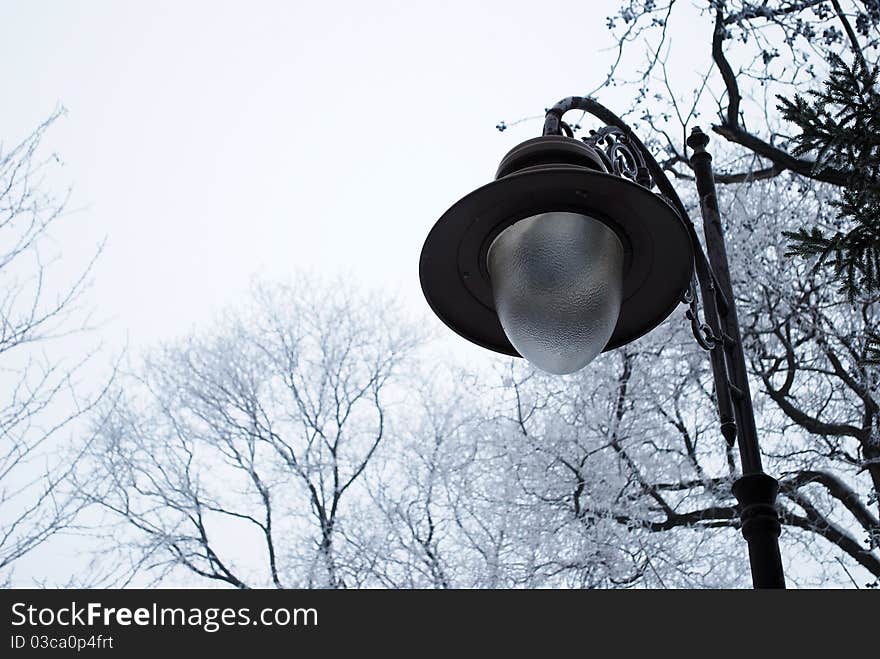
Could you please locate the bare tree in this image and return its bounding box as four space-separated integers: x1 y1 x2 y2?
84 279 420 588
462 342 750 588
590 1 876 183
353 366 474 588
81 271 877 587
465 288 877 587
499 176 880 588
586 2 880 299
83 269 876 587
0 110 107 583
729 179 880 583
353 348 748 589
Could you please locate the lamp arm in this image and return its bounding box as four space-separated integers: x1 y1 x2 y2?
544 98 728 309
544 97 737 444
544 98 685 213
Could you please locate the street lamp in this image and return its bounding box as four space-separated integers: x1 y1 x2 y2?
419 96 786 589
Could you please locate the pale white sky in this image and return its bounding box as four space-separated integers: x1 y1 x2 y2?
2 0 849 589
0 0 668 358
1 1 728 585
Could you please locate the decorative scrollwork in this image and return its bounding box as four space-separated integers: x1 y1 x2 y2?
583 126 654 189
683 278 720 351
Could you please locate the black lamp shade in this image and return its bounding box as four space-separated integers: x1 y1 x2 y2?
419 135 694 362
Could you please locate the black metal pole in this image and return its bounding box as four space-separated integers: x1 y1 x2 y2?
687 127 786 589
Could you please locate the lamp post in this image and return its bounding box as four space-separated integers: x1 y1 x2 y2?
419 96 785 589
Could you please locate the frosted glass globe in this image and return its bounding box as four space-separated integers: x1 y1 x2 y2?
487 212 624 375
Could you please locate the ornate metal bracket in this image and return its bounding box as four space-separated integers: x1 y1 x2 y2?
544 98 734 355
684 280 720 351
582 126 653 189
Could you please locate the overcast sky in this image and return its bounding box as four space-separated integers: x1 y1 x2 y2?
6 0 840 589
2 0 698 585
0 0 670 363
